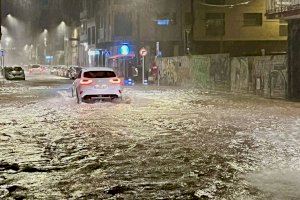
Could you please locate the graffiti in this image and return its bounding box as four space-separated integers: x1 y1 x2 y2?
208 54 230 85
157 54 287 99
231 55 287 98
159 58 178 85
192 56 210 88
231 57 249 92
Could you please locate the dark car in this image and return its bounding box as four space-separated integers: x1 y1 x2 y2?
4 66 26 80
68 66 82 79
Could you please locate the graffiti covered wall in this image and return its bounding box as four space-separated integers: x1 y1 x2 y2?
157 54 287 98
231 55 287 98
157 54 230 89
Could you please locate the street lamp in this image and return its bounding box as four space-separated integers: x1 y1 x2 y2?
5 37 11 46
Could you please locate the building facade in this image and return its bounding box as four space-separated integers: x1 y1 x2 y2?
79 0 189 80
266 0 300 100
192 0 287 56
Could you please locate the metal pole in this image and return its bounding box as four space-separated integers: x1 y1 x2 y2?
123 57 126 79
142 56 145 85
158 59 160 87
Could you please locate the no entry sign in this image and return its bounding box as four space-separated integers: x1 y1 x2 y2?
139 47 148 57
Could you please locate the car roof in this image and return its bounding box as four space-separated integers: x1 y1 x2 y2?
82 67 114 72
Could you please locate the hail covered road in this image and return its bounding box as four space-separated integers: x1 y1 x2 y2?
0 73 299 199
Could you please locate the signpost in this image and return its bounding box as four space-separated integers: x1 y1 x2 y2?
120 45 129 79
139 47 148 85
156 42 160 86
0 50 5 67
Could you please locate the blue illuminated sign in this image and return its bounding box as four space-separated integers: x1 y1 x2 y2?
157 19 170 26
120 45 130 56
45 56 54 60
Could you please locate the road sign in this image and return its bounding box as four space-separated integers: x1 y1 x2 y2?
0 50 5 57
120 45 129 56
139 47 148 57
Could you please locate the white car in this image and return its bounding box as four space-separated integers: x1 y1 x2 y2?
72 67 122 103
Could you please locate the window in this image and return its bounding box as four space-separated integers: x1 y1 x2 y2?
205 13 225 36
114 13 132 36
81 22 87 35
205 0 225 5
42 0 49 7
279 20 288 36
99 16 104 29
185 12 192 25
279 24 288 36
243 13 262 26
83 71 116 78
87 27 91 44
92 26 96 44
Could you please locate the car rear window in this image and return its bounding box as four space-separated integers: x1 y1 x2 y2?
83 71 116 78
31 65 40 68
13 67 23 71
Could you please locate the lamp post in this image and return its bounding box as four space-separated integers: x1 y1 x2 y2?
43 29 48 65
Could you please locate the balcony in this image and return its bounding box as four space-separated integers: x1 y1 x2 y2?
266 0 300 19
80 10 87 20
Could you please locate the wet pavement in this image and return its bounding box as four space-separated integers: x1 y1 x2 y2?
0 74 300 199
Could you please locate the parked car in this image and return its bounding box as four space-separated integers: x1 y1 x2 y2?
50 65 60 76
4 66 26 80
68 66 82 79
29 64 46 74
72 67 122 103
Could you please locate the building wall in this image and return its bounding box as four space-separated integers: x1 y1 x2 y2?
157 54 231 89
192 0 287 56
157 54 287 99
195 0 287 41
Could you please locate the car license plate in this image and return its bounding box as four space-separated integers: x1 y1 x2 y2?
94 84 107 89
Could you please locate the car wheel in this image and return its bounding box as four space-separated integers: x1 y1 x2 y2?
71 87 74 97
112 97 122 104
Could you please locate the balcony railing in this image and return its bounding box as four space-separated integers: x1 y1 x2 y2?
266 0 300 14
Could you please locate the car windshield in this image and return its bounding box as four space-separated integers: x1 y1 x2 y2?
31 65 40 68
83 71 116 78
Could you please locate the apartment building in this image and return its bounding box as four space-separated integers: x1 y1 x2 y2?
193 0 287 56
79 0 188 77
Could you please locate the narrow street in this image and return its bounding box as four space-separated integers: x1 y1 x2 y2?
0 74 299 199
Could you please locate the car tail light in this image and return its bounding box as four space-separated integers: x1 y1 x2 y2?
110 78 121 84
80 79 93 85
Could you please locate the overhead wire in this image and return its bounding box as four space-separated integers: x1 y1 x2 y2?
198 0 254 8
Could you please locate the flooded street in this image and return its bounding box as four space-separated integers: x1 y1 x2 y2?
0 74 300 199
